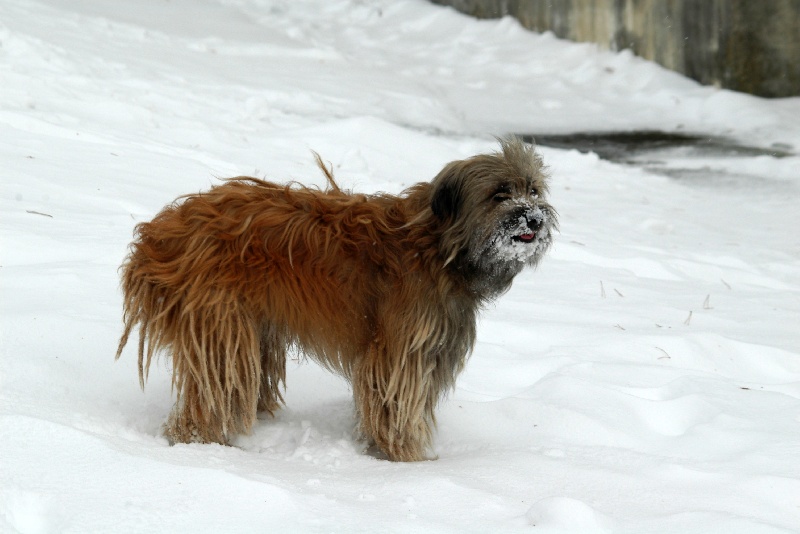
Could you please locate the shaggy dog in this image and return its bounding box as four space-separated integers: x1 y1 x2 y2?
117 137 557 461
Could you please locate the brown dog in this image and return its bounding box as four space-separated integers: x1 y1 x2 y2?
117 137 557 461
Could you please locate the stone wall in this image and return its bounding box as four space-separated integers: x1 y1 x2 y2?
431 0 800 98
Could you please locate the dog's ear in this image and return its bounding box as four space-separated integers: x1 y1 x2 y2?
431 162 464 221
431 181 460 221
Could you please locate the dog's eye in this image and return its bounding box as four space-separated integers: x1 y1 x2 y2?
530 188 538 197
492 186 512 202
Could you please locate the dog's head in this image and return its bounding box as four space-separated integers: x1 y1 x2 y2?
431 136 557 297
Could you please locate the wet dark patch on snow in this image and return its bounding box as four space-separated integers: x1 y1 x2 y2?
522 131 792 162
522 131 796 191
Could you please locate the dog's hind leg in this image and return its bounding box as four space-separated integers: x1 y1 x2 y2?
163 298 263 445
257 322 287 415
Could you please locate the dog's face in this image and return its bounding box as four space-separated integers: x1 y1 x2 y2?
431 137 557 296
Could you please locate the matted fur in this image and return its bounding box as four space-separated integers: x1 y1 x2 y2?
117 137 557 461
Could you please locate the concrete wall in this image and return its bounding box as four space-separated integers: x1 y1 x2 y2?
431 0 800 98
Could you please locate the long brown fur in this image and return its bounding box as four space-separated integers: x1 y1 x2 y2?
117 137 557 461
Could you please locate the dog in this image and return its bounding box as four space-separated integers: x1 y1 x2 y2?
116 136 557 461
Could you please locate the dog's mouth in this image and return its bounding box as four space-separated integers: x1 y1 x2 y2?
512 232 535 243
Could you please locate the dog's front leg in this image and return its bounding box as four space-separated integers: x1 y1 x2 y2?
353 335 437 462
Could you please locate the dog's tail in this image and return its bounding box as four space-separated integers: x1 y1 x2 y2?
116 242 170 390
312 151 342 194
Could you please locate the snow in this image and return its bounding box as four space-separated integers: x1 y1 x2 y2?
1 0 799 532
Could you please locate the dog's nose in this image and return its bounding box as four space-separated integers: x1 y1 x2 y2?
527 216 542 232
509 206 544 233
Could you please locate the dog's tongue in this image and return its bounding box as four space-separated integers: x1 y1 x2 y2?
518 233 535 242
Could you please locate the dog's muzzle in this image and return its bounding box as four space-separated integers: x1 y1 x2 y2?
507 206 545 243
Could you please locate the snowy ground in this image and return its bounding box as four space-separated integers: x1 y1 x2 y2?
2 0 799 532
